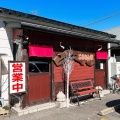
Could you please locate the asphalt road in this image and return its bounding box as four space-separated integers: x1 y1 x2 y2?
1 93 120 120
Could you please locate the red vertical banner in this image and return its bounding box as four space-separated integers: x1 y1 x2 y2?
9 61 26 94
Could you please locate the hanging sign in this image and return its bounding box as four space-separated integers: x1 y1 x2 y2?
53 50 95 66
9 61 26 94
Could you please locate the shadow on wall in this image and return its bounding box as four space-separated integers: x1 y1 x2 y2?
0 56 8 75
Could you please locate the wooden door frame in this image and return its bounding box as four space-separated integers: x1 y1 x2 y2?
95 59 108 89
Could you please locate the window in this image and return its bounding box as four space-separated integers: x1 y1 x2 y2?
29 57 50 73
95 60 105 70
95 60 100 69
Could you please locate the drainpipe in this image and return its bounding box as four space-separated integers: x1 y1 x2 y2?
108 43 112 86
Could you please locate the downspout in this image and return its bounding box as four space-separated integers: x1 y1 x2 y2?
108 43 111 86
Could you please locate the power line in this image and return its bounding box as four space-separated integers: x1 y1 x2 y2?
82 10 120 27
31 10 38 15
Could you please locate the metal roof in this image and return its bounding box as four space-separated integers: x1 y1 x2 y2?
21 22 119 43
0 7 119 44
105 26 120 40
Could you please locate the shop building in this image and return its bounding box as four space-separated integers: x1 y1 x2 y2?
105 27 120 87
0 7 119 108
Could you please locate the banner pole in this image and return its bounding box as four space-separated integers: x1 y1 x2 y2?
8 61 11 118
8 86 11 118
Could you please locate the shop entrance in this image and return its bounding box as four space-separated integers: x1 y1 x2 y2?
28 57 52 105
95 60 107 89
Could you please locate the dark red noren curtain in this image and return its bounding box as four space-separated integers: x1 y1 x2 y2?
29 45 53 57
96 51 108 59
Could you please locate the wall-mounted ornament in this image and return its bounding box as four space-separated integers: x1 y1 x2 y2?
53 50 95 67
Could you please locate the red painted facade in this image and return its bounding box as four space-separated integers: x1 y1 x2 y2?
13 28 108 106
54 62 94 82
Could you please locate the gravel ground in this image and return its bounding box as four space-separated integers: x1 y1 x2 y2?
0 93 120 120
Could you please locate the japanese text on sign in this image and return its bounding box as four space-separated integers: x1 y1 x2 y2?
9 62 26 94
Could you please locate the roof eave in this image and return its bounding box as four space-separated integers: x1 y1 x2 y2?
21 22 119 44
0 7 118 44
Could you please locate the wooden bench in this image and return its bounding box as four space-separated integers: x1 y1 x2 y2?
70 79 101 106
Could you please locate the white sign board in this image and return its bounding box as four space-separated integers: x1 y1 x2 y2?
9 62 26 94
0 61 1 96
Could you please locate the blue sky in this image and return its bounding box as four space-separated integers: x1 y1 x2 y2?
0 0 120 31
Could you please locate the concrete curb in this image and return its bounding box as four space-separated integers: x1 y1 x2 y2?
98 104 120 115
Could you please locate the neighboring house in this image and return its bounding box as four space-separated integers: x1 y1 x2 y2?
105 26 120 40
0 21 13 106
0 7 119 108
105 27 120 88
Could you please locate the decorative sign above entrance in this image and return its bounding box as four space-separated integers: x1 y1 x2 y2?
53 50 95 66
